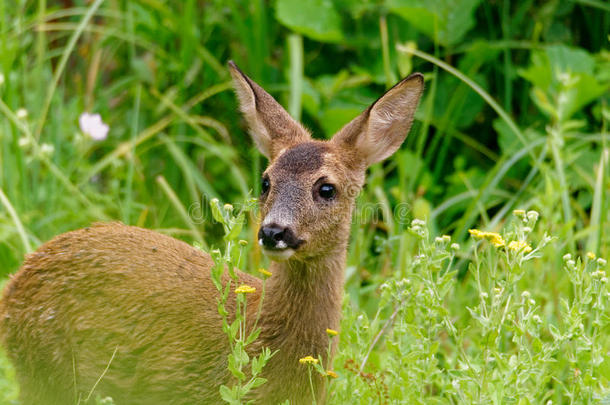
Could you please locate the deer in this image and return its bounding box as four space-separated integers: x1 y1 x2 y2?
0 61 423 405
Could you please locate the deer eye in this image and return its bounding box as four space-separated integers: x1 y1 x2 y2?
318 183 336 200
261 176 270 194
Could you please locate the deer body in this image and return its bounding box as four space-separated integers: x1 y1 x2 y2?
0 62 423 404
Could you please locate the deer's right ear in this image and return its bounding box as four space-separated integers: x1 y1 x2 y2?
229 61 310 159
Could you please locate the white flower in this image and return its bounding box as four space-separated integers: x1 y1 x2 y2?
18 137 31 148
16 108 28 119
526 210 539 222
79 112 109 141
40 143 55 157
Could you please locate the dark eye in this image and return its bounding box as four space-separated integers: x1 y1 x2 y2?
318 183 336 200
261 176 270 194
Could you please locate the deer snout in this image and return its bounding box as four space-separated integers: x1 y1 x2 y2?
258 224 303 251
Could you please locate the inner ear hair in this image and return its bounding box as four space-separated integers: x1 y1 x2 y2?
331 73 424 167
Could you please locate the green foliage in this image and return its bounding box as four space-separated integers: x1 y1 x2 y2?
208 198 274 404
333 213 609 404
0 0 608 403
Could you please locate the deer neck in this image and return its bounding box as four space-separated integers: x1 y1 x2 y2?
258 250 346 355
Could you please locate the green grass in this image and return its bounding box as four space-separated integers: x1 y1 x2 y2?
0 0 609 403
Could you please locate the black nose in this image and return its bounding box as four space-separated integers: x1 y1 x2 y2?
258 225 287 249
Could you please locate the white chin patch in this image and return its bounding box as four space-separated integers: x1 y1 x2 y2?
262 248 295 261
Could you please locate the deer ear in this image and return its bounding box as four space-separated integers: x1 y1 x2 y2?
229 61 310 159
331 73 424 167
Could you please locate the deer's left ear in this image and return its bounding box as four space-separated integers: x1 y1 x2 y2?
229 61 310 159
331 73 424 167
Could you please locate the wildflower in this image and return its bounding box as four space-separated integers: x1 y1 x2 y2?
566 259 576 269
586 251 596 260
79 112 109 141
521 291 531 300
326 328 338 337
592 270 606 278
485 232 505 247
468 229 505 247
235 285 256 294
16 108 28 119
480 292 488 299
522 227 532 233
299 356 318 365
258 268 272 277
238 240 248 246
434 236 444 243
39 143 55 158
513 209 526 217
508 240 532 253
326 370 338 378
598 258 607 267
411 219 425 227
450 243 460 251
442 235 451 242
526 210 539 222
211 198 219 204
532 315 542 324
468 229 484 239
223 203 233 212
18 137 30 148
563 253 572 261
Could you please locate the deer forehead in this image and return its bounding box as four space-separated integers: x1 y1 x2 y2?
267 141 345 179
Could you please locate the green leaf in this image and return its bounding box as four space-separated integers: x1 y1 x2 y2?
225 211 245 241
387 0 482 46
228 354 247 380
275 0 343 42
219 385 234 403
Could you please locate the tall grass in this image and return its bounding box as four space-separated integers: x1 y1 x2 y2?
0 1 608 403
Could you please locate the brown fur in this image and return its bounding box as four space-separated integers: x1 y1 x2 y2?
0 63 423 404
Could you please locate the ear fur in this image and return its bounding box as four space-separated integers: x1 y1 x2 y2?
331 73 424 167
228 61 310 159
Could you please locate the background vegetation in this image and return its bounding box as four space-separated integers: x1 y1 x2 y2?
0 0 609 403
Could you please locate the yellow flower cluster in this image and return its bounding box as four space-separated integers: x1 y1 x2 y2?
235 285 256 294
299 356 319 365
258 268 272 277
468 229 505 247
326 370 338 378
508 240 532 253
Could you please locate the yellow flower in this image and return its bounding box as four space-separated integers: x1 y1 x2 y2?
469 229 505 247
469 229 484 239
508 240 532 253
299 356 319 365
326 370 338 378
326 328 338 337
258 268 272 277
235 285 256 294
484 232 505 247
587 251 596 260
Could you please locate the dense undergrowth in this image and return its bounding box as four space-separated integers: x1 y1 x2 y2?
0 0 608 403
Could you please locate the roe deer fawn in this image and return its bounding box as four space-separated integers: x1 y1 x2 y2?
0 61 423 404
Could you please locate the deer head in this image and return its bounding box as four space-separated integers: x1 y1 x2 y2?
229 61 424 263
